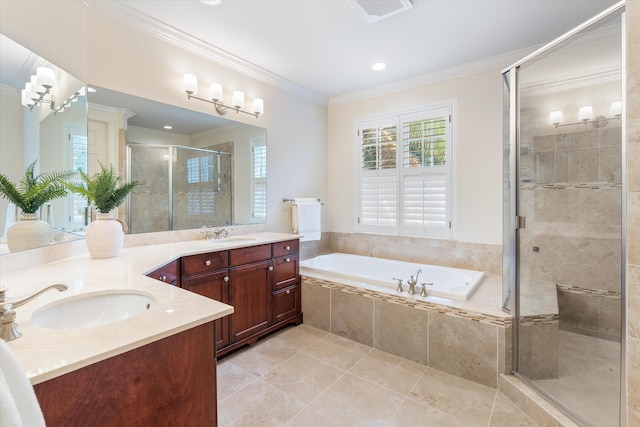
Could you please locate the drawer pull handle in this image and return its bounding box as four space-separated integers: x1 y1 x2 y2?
286 257 291 263
286 289 291 295
224 276 229 282
269 266 274 271
205 260 211 266
285 246 291 251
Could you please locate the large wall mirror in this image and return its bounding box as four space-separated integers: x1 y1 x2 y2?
88 87 267 234
0 33 87 254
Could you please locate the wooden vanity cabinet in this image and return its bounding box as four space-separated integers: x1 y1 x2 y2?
146 259 179 286
169 238 302 358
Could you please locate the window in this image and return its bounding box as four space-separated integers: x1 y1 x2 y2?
357 104 453 238
251 137 267 223
187 154 215 215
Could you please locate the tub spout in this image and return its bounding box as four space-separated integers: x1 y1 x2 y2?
407 269 422 295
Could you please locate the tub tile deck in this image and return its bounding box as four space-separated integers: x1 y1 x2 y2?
218 324 540 426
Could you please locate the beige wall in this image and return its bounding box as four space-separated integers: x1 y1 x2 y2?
327 68 505 245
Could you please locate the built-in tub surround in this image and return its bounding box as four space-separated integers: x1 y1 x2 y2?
302 253 559 389
0 231 292 384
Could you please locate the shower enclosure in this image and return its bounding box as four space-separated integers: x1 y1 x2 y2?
127 144 232 234
503 2 625 426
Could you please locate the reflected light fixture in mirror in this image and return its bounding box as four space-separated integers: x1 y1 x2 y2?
182 74 263 118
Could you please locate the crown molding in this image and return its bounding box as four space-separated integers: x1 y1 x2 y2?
86 1 328 106
328 46 538 106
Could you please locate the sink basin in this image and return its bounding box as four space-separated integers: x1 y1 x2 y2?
31 291 155 329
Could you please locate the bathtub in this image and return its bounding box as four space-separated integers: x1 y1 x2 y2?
299 253 485 301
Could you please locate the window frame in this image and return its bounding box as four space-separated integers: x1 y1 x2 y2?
354 101 455 239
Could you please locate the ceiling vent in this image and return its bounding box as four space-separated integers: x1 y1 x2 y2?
348 0 413 23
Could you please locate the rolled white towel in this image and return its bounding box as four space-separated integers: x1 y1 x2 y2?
0 340 45 427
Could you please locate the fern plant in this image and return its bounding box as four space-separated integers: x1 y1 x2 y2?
66 162 139 214
0 160 76 214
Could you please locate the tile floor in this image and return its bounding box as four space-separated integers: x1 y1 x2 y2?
217 324 539 426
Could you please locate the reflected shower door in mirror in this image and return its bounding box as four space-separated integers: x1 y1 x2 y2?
127 145 232 233
0 33 88 254
87 87 267 234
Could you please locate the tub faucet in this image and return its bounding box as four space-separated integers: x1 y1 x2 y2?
407 269 422 295
0 284 68 341
392 278 404 293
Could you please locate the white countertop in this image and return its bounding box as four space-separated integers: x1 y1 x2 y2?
0 232 299 385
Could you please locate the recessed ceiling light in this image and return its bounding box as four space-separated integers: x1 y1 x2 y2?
87 87 97 93
372 62 387 71
199 0 223 5
163 125 173 130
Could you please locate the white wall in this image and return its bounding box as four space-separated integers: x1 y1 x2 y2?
1 1 328 235
327 69 504 245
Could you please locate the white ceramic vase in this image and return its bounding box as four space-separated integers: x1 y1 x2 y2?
85 212 125 259
6 213 53 252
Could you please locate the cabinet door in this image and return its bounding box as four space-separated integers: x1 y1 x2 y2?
228 260 273 342
273 255 298 291
147 260 179 286
272 284 301 323
183 271 230 350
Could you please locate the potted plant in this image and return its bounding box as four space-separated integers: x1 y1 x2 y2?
67 162 139 259
0 160 75 252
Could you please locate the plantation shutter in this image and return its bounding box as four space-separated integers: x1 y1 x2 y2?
357 104 452 238
251 139 267 223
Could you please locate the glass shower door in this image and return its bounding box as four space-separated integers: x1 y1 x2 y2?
505 5 624 426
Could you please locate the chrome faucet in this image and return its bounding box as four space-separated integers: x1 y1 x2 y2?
392 277 404 292
0 284 68 341
213 227 229 239
407 269 422 295
200 226 213 240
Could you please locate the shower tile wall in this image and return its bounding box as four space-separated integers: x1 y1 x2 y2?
129 148 171 234
519 94 622 341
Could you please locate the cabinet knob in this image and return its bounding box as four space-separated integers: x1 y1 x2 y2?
205 260 211 266
224 276 229 282
161 275 166 282
268 266 274 271
285 257 291 263
286 289 291 295
285 246 291 251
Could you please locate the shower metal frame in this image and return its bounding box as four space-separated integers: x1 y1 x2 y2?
502 1 627 425
126 144 231 232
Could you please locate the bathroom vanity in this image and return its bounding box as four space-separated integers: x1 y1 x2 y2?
1 232 300 426
151 237 302 357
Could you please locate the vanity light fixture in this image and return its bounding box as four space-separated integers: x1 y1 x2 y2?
182 74 263 118
549 103 622 128
21 66 56 111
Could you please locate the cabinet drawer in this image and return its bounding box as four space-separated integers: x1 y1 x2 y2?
272 284 301 323
273 255 298 290
182 251 228 277
147 260 179 286
272 239 299 258
229 244 271 267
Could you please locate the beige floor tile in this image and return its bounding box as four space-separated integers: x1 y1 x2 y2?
263 353 345 404
285 407 342 426
488 392 538 427
310 373 405 426
218 380 306 427
302 332 372 370
216 359 259 400
409 368 496 426
267 324 329 350
387 397 477 426
223 335 299 376
349 349 427 396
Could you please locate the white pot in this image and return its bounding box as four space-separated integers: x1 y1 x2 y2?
6 213 53 252
85 213 125 259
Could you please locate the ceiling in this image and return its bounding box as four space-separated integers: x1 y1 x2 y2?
102 0 619 103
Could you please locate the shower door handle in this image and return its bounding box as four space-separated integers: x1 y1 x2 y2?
515 215 526 230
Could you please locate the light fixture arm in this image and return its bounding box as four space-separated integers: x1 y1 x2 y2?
186 92 260 118
28 88 55 112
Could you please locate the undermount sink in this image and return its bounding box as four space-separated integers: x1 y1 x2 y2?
31 291 155 330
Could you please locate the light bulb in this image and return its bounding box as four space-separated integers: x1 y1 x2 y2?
182 74 198 95
252 98 264 116
549 111 564 126
232 91 245 109
36 67 56 89
578 106 593 122
209 83 223 102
